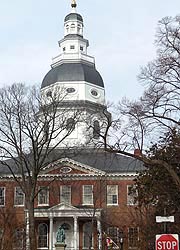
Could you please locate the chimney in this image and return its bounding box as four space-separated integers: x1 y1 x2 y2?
134 149 142 157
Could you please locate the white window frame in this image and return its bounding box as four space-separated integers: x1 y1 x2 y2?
107 185 118 205
0 187 5 207
14 187 25 206
83 185 93 205
60 185 71 204
127 185 138 206
38 187 49 206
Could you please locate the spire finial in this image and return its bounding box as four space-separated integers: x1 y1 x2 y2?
71 0 77 8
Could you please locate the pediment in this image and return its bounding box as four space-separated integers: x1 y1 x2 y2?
41 157 105 176
48 202 79 211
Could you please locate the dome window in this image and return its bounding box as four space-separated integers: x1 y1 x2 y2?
70 45 75 50
66 118 75 132
80 46 83 51
46 91 52 97
66 87 76 93
91 89 98 97
63 47 66 51
93 120 100 139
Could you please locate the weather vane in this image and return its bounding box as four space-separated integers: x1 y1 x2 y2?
71 0 77 8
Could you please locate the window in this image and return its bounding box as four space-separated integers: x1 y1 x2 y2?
14 228 25 249
63 47 66 51
83 222 93 248
66 118 75 132
80 46 83 51
93 120 100 139
14 187 24 206
66 25 69 33
38 187 49 206
70 23 75 32
70 45 75 49
127 185 138 205
66 87 76 93
128 227 138 248
60 185 71 204
43 120 49 142
0 228 3 245
0 187 5 206
83 185 93 205
46 91 52 97
107 227 122 246
38 223 48 248
91 89 98 97
77 24 81 33
107 185 118 205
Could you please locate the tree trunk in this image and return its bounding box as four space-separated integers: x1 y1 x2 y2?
26 200 37 250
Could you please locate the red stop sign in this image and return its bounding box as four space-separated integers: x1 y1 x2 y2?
156 234 179 250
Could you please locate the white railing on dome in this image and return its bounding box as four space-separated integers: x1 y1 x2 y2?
51 53 95 67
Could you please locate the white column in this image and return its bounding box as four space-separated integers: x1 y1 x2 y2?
49 216 54 250
97 219 102 250
26 211 30 250
74 216 78 250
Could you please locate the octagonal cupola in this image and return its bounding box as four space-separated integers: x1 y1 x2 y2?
40 0 110 149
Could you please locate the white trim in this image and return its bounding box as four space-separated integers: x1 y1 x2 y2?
42 158 106 175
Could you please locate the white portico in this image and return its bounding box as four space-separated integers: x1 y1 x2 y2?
30 203 102 250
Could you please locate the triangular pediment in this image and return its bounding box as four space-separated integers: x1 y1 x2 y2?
41 157 106 176
48 202 79 211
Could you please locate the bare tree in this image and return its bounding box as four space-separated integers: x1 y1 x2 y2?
0 83 80 250
98 15 180 189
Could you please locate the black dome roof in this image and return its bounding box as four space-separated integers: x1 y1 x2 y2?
41 63 104 89
64 13 83 22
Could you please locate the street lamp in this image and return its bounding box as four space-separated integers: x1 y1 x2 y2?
119 231 123 250
120 237 123 250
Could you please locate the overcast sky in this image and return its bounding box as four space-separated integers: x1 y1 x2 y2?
0 0 180 102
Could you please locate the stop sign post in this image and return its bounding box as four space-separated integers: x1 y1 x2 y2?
156 234 179 250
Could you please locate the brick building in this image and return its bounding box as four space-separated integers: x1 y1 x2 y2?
0 150 143 250
0 1 144 250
